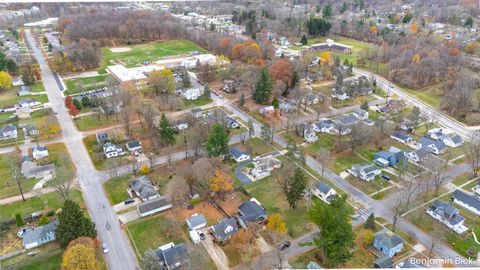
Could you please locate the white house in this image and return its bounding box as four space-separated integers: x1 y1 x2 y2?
352 108 369 120
19 98 41 108
331 88 350 100
390 131 413 144
452 190 480 216
304 125 318 143
426 200 468 234
103 142 125 158
312 182 337 204
426 128 444 140
441 134 463 148
0 124 18 140
313 120 335 133
251 155 281 179
230 147 250 163
348 164 381 182
182 88 202 100
186 213 207 231
32 146 49 160
417 137 447 155
404 148 429 163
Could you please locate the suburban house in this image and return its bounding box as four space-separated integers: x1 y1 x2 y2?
3 105 16 113
237 198 268 228
374 147 406 167
230 147 250 163
155 242 188 270
352 108 369 120
313 120 335 133
191 108 204 118
221 80 235 93
32 146 49 160
390 131 413 144
103 142 125 159
312 182 337 203
186 213 207 231
0 124 18 140
21 157 56 180
19 98 40 108
373 229 404 258
302 92 323 105
331 87 350 100
332 115 359 135
259 106 274 116
182 88 202 100
96 132 109 144
17 85 31 96
126 140 142 152
303 125 318 143
426 200 468 234
348 163 381 181
137 196 172 217
417 137 447 155
22 219 59 249
441 133 463 148
171 119 189 132
426 128 444 140
404 148 430 163
452 190 480 216
210 217 239 243
129 176 159 202
279 100 296 113
251 155 282 179
364 119 375 126
225 117 239 129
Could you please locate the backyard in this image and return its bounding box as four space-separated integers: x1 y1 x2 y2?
98 39 209 73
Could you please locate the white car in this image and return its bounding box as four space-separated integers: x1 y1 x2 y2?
102 243 109 254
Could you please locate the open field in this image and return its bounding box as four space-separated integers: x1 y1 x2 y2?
75 113 121 131
0 152 36 199
0 94 49 108
98 39 208 73
64 74 108 95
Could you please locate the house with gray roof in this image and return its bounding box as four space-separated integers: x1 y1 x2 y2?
125 140 142 152
0 124 18 140
352 108 369 120
210 217 239 243
417 137 447 155
442 133 463 148
155 242 188 270
427 200 468 234
452 190 480 216
230 147 250 163
21 158 55 180
237 198 268 228
405 148 430 163
96 132 108 144
22 219 59 249
390 131 413 144
186 213 207 231
374 256 393 268
129 176 159 202
373 229 404 258
348 164 381 182
251 155 281 179
137 196 172 217
313 120 335 133
32 146 49 160
312 182 337 203
17 85 31 96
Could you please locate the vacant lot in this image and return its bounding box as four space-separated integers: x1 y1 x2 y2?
103 174 132 205
0 152 36 199
65 74 108 95
98 39 208 72
0 189 83 222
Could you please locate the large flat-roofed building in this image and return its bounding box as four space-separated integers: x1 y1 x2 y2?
107 64 165 83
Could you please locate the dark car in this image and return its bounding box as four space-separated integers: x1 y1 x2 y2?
381 174 391 181
124 198 135 205
198 231 206 240
278 241 291 251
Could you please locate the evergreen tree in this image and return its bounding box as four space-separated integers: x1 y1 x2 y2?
56 200 97 247
290 71 299 89
239 93 245 107
300 34 308 45
252 68 272 104
360 100 369 111
73 99 82 111
182 70 191 87
159 113 175 146
206 124 229 157
15 213 24 226
364 213 376 230
287 168 308 209
81 96 91 107
309 196 355 267
261 123 272 142
247 120 254 139
203 86 211 98
272 97 279 108
465 16 474 28
336 72 344 86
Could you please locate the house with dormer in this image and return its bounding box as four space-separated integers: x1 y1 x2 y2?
312 182 337 203
348 164 381 182
210 217 239 243
426 200 468 234
373 229 404 258
452 190 480 216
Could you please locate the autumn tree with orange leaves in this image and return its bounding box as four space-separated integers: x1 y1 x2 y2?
269 58 292 84
231 40 262 64
210 167 233 197
61 237 101 270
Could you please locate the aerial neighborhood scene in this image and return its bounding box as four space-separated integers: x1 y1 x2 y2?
2 0 480 269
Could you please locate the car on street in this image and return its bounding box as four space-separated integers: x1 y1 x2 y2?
278 241 291 251
102 243 109 254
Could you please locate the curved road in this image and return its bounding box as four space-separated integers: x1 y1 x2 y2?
24 30 139 270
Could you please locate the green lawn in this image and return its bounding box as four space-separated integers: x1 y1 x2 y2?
345 175 391 197
233 137 278 157
452 173 471 187
0 189 83 222
245 175 313 238
403 86 442 109
183 97 212 108
98 39 208 73
0 94 49 108
103 175 132 205
74 113 120 131
30 83 46 92
64 74 108 96
289 249 318 269
16 250 62 270
0 151 36 199
331 152 365 174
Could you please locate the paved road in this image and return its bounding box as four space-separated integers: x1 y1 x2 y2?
354 68 477 140
24 30 139 270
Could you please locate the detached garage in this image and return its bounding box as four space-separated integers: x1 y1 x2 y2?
137 197 172 217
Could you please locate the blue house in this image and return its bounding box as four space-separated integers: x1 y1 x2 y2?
374 147 405 167
373 229 404 258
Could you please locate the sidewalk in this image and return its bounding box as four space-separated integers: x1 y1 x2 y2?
0 187 56 205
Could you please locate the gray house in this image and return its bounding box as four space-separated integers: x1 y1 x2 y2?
21 157 56 180
129 176 159 202
237 199 268 228
186 213 207 231
373 229 404 258
210 217 239 242
155 242 188 270
23 219 59 249
137 196 172 217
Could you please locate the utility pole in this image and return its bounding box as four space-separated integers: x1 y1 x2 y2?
12 159 25 202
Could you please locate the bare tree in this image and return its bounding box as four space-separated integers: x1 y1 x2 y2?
347 123 372 153
391 194 405 232
463 135 480 177
165 175 189 205
316 148 331 181
50 167 74 200
9 147 24 202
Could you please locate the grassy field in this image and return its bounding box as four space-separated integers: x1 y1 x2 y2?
98 39 208 73
184 97 212 108
75 113 120 131
0 189 83 222
245 175 314 238
65 74 108 96
403 85 442 109
0 94 49 108
103 175 132 205
0 152 36 199
345 175 391 196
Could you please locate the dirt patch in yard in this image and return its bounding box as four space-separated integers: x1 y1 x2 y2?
109 47 132 53
216 192 249 216
170 201 225 226
0 227 23 256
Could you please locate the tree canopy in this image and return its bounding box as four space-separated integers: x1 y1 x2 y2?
159 113 175 146
56 200 97 247
252 68 272 104
206 124 229 157
61 237 100 270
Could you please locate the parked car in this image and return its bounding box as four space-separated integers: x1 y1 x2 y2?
198 231 206 240
278 241 291 251
381 174 391 181
102 243 109 254
124 198 135 205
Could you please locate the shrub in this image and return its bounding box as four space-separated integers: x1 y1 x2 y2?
47 210 55 216
191 197 203 205
15 213 24 227
39 216 50 226
139 164 150 175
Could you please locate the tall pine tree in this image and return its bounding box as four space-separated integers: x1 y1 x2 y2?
206 124 229 157
252 68 272 104
287 168 308 209
300 34 308 45
56 200 97 247
159 113 175 146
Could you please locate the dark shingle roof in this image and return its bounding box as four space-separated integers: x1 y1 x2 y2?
315 182 332 194
453 190 480 213
238 200 267 223
374 256 393 268
374 229 404 249
391 131 412 141
211 218 239 240
137 197 171 214
156 243 188 269
230 147 248 159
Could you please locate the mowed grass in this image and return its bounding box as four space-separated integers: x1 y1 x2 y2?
65 74 108 95
403 86 442 109
0 94 49 108
74 113 120 131
0 153 36 199
98 39 209 72
16 251 62 270
183 97 212 108
245 175 314 238
103 174 132 205
0 189 83 222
